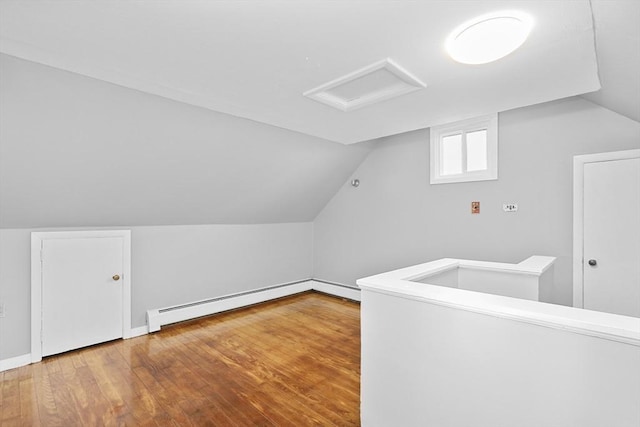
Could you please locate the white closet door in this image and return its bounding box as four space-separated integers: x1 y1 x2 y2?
42 237 124 356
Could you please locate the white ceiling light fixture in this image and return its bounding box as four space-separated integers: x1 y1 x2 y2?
446 11 534 65
303 58 426 112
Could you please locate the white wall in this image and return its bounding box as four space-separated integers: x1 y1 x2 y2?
0 229 31 360
314 97 640 306
0 222 312 360
130 224 312 327
361 289 640 427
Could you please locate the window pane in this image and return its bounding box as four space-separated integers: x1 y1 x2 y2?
441 134 462 175
466 129 487 172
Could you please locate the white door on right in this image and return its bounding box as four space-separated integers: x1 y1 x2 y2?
583 157 640 317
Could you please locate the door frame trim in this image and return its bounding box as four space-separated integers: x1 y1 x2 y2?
30 230 132 363
573 149 640 309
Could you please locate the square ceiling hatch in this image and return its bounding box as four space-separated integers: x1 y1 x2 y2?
303 58 426 112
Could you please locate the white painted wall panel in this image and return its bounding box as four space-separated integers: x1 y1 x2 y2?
361 289 640 427
0 229 31 361
131 223 313 327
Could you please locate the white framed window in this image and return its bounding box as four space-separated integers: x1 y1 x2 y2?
430 114 498 184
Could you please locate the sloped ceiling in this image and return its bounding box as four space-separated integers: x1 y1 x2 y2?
0 0 605 144
0 1 638 229
581 0 640 122
0 55 373 228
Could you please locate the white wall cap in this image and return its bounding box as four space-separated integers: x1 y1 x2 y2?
357 257 639 346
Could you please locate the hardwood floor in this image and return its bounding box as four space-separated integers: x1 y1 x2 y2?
0 292 361 426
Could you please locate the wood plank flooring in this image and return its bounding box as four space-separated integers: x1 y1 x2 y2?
0 292 361 426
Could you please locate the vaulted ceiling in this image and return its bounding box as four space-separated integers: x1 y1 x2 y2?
2 0 635 145
0 0 638 229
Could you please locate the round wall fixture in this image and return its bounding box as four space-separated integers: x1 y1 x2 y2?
445 11 534 65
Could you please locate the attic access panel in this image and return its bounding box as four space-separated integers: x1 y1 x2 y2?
303 58 426 112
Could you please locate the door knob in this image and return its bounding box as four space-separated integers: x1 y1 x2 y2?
588 259 597 266
112 274 121 281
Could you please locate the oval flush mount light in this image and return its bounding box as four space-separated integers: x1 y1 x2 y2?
446 11 534 65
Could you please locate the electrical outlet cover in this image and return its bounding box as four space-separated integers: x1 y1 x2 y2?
503 203 518 212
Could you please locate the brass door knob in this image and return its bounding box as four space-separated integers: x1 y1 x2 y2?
112 274 121 281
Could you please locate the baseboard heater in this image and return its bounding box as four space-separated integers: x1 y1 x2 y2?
146 279 360 333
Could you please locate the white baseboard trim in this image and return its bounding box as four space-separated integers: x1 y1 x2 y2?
145 278 362 332
0 353 32 372
311 280 361 302
147 279 315 332
128 325 149 338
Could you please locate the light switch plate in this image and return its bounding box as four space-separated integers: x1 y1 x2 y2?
503 203 518 212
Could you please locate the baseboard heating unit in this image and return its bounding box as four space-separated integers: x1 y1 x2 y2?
146 279 360 333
